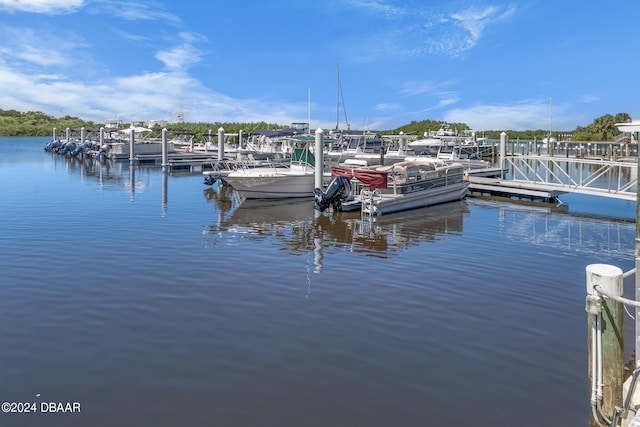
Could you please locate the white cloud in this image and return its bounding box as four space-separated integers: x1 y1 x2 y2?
375 102 401 112
155 44 204 71
400 79 459 97
344 0 405 18
437 97 460 107
0 0 84 14
0 56 316 127
443 100 574 131
0 26 83 67
450 5 513 52
341 3 516 61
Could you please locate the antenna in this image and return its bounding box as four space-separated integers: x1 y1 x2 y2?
336 63 340 130
308 87 311 134
549 96 553 137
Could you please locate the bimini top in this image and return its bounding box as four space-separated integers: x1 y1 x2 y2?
251 128 306 138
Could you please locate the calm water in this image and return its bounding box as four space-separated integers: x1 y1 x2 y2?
0 137 637 427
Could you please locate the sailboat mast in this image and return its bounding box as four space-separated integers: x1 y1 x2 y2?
336 63 340 130
308 87 311 134
549 96 553 137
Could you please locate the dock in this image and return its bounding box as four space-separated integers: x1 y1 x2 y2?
467 176 566 202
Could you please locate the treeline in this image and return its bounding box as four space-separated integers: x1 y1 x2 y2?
378 113 633 141
0 109 287 138
0 108 633 141
0 109 99 136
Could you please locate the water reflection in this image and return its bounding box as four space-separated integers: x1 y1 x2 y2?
202 183 470 263
47 150 152 193
472 197 635 259
203 182 635 268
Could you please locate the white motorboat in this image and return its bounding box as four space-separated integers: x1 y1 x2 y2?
223 147 317 199
314 160 469 216
406 142 503 178
407 137 445 156
326 132 386 163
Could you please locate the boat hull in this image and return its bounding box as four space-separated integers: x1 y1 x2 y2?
365 180 469 216
224 172 315 199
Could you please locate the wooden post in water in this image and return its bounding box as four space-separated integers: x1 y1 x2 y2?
239 130 244 150
53 127 57 141
161 128 169 172
66 127 70 143
586 264 624 425
218 127 224 160
315 128 324 190
99 127 104 146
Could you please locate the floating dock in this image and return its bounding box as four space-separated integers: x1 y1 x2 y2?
467 176 567 202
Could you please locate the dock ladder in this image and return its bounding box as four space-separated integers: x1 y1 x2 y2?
360 188 380 220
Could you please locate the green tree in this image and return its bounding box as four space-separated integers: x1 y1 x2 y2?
591 114 617 141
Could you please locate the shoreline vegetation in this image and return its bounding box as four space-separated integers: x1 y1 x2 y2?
0 108 632 142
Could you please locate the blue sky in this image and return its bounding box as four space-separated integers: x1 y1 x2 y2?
0 0 638 132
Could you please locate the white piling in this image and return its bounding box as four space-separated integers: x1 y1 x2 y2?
315 128 324 190
129 128 135 164
239 130 244 149
586 264 624 422
53 127 57 141
80 127 85 144
100 127 104 146
218 127 225 160
161 128 169 172
66 127 70 142
500 132 507 179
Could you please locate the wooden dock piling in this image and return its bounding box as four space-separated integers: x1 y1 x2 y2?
586 264 624 426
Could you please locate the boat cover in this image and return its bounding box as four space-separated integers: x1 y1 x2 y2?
331 166 387 189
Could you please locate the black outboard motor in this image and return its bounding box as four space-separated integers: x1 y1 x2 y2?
314 175 352 212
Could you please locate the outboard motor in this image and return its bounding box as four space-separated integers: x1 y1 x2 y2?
204 174 218 186
44 139 61 152
70 142 91 157
314 175 352 212
58 141 76 155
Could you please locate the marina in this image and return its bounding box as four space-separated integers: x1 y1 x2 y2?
1 136 638 427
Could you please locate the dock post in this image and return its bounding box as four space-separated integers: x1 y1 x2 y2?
636 128 640 370
499 132 507 179
53 127 57 141
80 127 85 144
239 130 244 150
586 264 624 426
208 129 212 145
129 128 135 165
100 127 104 146
315 128 324 190
66 127 70 143
218 127 224 160
161 128 169 172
